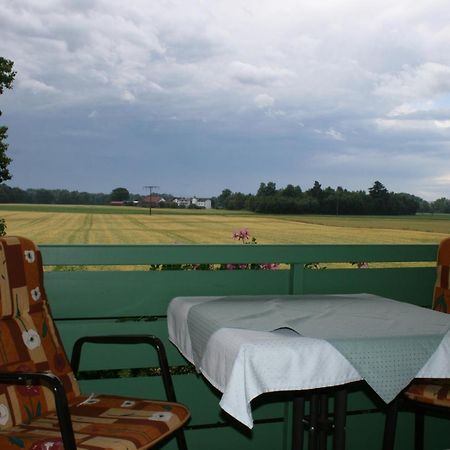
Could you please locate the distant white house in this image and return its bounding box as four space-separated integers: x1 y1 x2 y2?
192 197 212 209
173 197 212 209
173 197 192 208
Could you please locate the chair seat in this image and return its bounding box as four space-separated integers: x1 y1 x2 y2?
405 380 450 408
0 394 190 450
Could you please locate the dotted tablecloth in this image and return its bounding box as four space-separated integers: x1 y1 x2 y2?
186 293 450 403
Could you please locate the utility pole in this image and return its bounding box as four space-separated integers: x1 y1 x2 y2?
143 185 159 215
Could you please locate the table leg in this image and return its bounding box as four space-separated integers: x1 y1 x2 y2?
333 389 347 450
309 394 320 450
414 409 425 450
318 393 329 450
292 395 305 450
382 398 399 450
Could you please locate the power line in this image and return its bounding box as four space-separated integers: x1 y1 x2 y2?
143 185 159 215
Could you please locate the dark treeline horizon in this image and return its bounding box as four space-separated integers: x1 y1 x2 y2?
215 181 450 215
0 181 449 215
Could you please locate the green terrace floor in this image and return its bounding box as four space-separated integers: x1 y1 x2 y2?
40 243 449 450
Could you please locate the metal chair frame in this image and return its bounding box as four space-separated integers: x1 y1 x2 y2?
0 334 188 450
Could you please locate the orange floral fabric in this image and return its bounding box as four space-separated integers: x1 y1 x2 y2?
432 236 450 313
0 236 80 428
405 380 450 408
0 394 189 450
0 236 189 449
405 237 450 408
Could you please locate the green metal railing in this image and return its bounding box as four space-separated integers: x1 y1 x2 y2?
41 243 448 450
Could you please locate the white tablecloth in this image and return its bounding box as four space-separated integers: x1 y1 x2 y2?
168 295 450 428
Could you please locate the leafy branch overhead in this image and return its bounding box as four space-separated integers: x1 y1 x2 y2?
0 56 15 184
0 57 15 96
0 57 15 236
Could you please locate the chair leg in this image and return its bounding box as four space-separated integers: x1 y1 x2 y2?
175 429 188 450
414 410 425 450
382 398 399 450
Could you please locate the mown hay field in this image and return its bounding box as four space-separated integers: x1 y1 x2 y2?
0 204 449 245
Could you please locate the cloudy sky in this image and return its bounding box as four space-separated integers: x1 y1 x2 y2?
1 0 450 200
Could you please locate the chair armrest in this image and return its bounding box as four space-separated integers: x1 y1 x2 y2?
70 334 177 402
0 371 77 450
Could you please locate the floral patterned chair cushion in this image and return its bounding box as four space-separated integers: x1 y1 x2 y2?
404 380 450 408
0 236 80 427
432 236 450 313
0 394 189 450
0 236 189 449
404 236 450 407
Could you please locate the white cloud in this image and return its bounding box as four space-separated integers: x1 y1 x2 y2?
254 93 275 109
325 128 345 141
1 0 450 198
229 61 294 86
374 63 450 102
19 78 59 94
434 120 450 129
314 128 345 141
374 117 450 134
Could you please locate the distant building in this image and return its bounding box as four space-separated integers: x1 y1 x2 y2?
173 197 192 208
172 196 212 209
192 197 212 209
142 195 165 207
110 200 139 206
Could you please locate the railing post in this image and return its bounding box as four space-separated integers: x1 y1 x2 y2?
290 263 305 294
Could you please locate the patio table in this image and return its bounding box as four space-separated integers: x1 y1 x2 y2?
168 293 450 450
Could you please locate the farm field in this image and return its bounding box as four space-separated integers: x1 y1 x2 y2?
0 204 449 245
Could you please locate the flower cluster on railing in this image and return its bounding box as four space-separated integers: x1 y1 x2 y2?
148 229 369 272
351 261 369 269
149 229 279 271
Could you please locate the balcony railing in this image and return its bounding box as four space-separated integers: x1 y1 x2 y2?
41 243 448 450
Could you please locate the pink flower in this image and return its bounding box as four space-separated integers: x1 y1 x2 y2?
238 264 249 270
226 264 236 270
259 263 280 270
232 228 250 242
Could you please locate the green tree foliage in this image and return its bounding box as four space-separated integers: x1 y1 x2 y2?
0 57 16 235
110 187 130 201
282 184 302 197
0 184 111 205
217 180 424 215
431 198 450 214
257 181 277 196
0 57 15 184
308 181 323 199
368 180 388 199
216 189 232 208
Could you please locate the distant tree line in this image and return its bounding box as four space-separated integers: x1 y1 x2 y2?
1 180 449 215
213 181 448 215
0 184 143 205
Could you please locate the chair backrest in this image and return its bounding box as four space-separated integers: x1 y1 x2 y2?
0 236 80 430
432 236 450 314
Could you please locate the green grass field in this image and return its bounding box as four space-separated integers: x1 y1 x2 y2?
0 204 449 244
